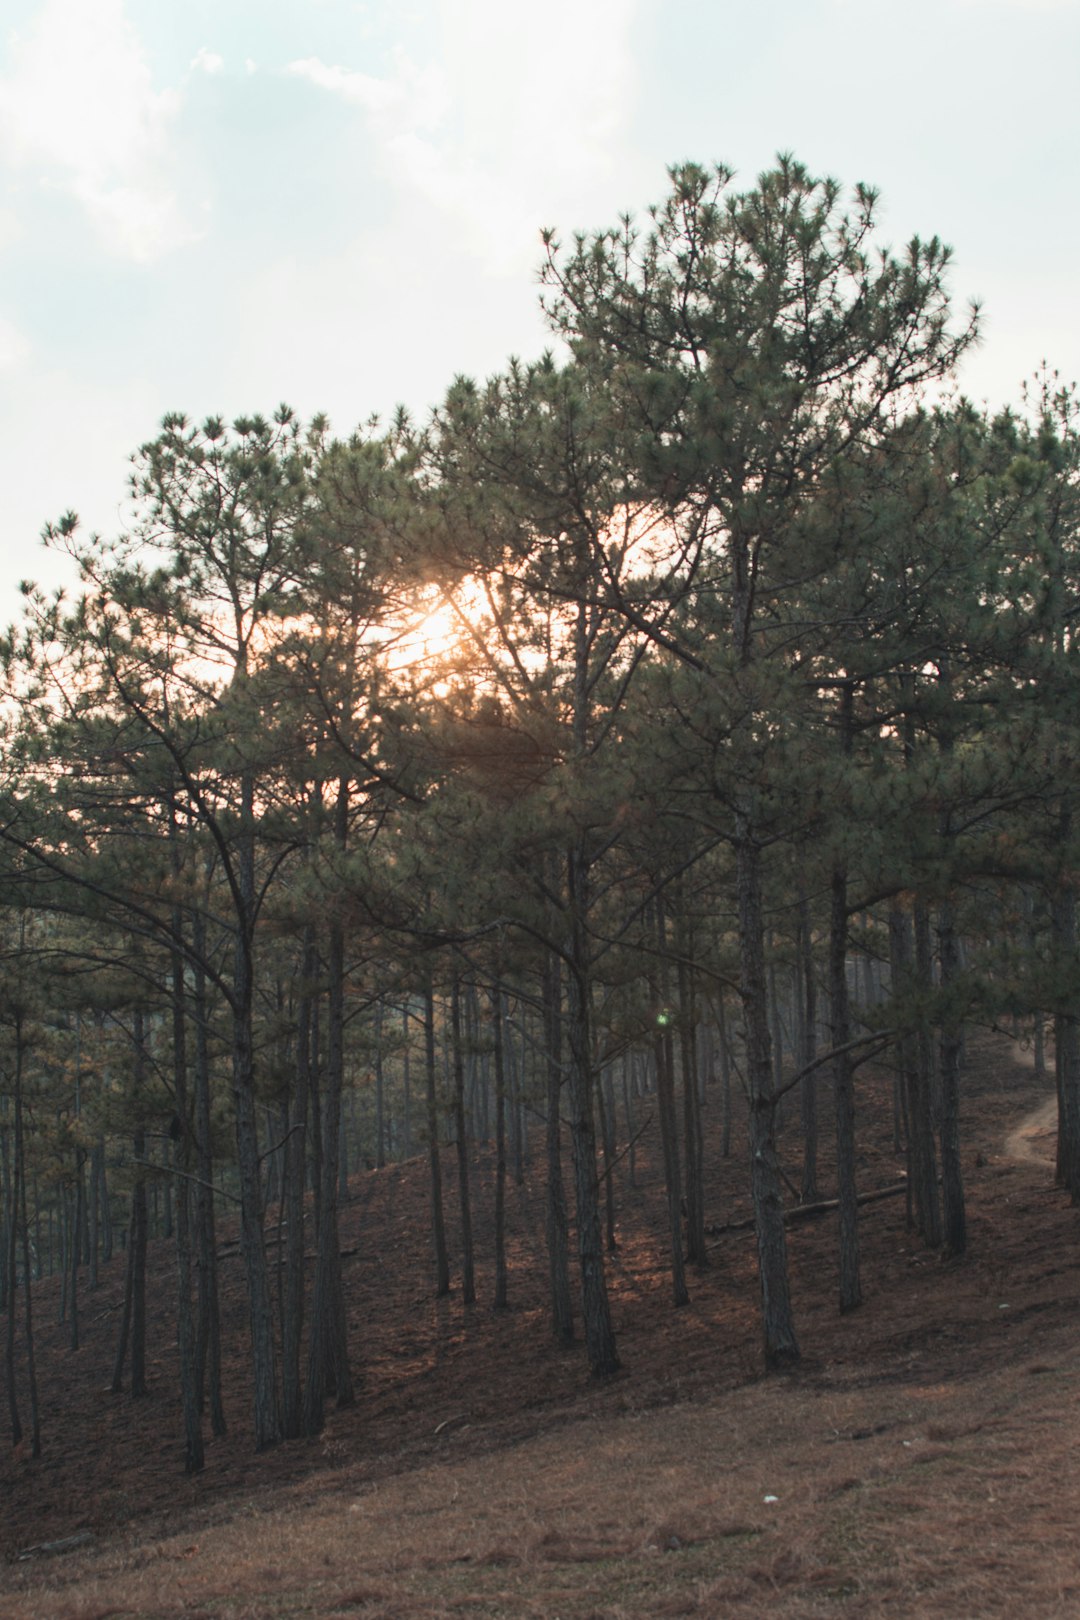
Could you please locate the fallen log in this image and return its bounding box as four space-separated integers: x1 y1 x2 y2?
18 1530 96 1560
707 1180 907 1243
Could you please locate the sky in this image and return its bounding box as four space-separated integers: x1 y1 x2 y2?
0 0 1077 621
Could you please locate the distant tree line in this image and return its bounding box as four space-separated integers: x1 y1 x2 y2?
0 158 1077 1471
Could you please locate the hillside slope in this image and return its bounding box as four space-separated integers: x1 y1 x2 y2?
2 1035 1077 1617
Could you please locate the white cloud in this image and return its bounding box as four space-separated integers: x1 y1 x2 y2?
0 314 30 371
288 52 447 132
288 0 637 275
0 0 197 262
0 206 23 255
190 46 224 75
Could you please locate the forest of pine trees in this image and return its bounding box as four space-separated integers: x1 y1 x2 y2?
0 158 1078 1471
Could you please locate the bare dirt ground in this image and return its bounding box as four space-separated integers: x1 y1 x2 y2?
2 1032 1078 1618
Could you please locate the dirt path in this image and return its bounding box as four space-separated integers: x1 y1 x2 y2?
1003 1038 1057 1165
1004 1094 1058 1163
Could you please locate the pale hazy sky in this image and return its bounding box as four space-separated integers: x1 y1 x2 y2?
1 0 1077 620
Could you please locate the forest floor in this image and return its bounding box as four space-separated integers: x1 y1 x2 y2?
2 1032 1079 1618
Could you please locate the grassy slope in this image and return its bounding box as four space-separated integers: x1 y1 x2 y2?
2 1033 1077 1618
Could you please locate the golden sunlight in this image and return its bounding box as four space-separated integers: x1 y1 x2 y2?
382 579 490 694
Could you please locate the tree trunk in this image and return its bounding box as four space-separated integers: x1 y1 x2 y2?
507 1020 525 1186
4 1099 21 1446
14 1017 40 1456
678 946 707 1266
192 903 226 1437
111 1088 148 1397
654 1022 689 1306
450 977 476 1306
305 793 356 1434
93 1140 111 1263
543 952 574 1346
68 1152 84 1354
170 904 204 1473
652 895 688 1304
492 983 508 1310
565 843 619 1376
737 814 799 1368
401 1003 413 1159
621 1052 637 1189
911 896 943 1246
130 1127 148 1396
233 953 280 1446
797 896 819 1203
716 992 733 1160
424 977 451 1297
374 1000 386 1171
830 863 861 1311
937 894 967 1253
597 1063 618 1254
282 930 314 1440
1052 819 1080 1199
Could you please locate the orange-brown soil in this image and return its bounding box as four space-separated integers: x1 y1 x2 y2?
1 1032 1078 1617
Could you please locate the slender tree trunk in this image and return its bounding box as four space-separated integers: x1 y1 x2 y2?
401 1002 413 1159
234 955 280 1445
912 896 943 1246
111 1200 135 1395
68 1152 84 1354
515 1007 530 1179
621 1052 637 1189
597 1062 618 1254
653 896 688 1302
424 976 451 1297
111 1032 148 1399
192 904 226 1437
130 1022 148 1399
89 1134 106 1283
58 1180 69 1327
4 1098 20 1446
87 1134 100 1292
2 1115 11 1319
678 942 707 1266
13 1017 40 1456
716 992 733 1160
797 896 819 1203
507 1022 525 1186
888 902 919 1231
450 977 476 1306
565 842 619 1376
829 683 861 1311
305 788 356 1433
769 955 786 1107
374 1000 386 1171
937 894 967 1252
337 1093 349 1204
543 951 574 1345
654 1021 689 1305
934 665 967 1251
737 812 799 1368
1050 806 1080 1197
282 931 313 1439
830 865 861 1312
170 902 204 1473
492 983 508 1310
97 1139 113 1267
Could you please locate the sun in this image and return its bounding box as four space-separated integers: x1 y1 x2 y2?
382 581 488 693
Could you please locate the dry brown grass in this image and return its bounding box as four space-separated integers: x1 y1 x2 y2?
2 1033 1079 1617
4 1347 1080 1618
